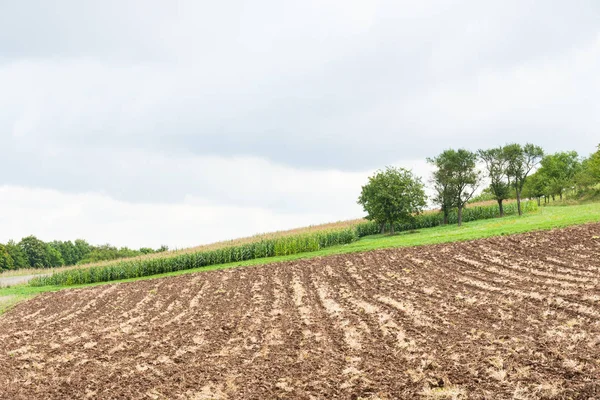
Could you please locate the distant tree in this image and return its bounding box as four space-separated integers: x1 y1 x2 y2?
575 158 597 192
428 158 456 225
78 244 119 264
0 244 14 270
478 147 510 217
5 240 28 269
139 247 155 255
358 166 427 234
523 171 548 206
157 245 169 253
588 144 600 182
50 240 78 266
467 187 496 204
78 244 144 264
504 143 544 215
18 236 51 268
573 145 600 194
74 239 92 262
47 246 65 268
538 151 580 200
118 247 142 258
428 149 481 226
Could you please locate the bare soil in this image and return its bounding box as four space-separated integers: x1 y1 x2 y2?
1 224 600 399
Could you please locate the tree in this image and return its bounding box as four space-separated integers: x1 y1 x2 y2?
5 240 28 269
588 144 600 182
428 159 456 225
18 235 50 268
573 145 600 193
50 241 76 266
523 171 548 206
428 149 481 226
504 143 544 215
575 158 596 192
478 147 510 217
74 239 92 263
47 246 65 268
0 244 14 270
538 151 580 200
358 166 427 234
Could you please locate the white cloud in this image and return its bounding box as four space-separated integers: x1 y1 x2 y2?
0 185 351 249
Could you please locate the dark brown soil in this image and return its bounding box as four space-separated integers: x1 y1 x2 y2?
1 224 600 399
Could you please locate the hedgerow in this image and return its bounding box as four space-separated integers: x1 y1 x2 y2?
354 201 537 236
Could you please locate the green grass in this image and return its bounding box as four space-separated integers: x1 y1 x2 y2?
1 202 599 315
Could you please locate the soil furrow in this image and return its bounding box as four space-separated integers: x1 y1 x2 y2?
2 223 600 398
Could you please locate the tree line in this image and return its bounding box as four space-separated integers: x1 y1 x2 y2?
0 236 168 271
359 143 600 232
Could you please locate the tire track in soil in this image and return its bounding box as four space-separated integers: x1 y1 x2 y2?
291 264 350 397
311 268 368 393
451 255 599 308
327 260 425 396
478 244 600 279
351 255 532 391
454 269 600 319
458 255 600 309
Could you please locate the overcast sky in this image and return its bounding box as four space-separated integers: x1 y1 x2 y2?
1 0 599 248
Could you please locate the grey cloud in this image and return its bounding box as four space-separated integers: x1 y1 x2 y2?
1 0 599 203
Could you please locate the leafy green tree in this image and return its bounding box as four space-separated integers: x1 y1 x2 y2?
478 147 510 217
5 240 28 269
467 187 496 203
0 244 14 270
575 158 597 192
588 144 600 182
19 235 50 268
74 239 92 262
78 244 144 264
358 166 427 234
50 241 75 266
47 246 65 268
429 149 481 226
428 158 457 225
504 143 544 215
538 151 580 200
523 171 548 206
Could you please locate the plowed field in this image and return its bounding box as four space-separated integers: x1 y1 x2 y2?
1 224 600 399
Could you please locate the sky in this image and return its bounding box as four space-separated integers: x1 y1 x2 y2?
1 0 599 248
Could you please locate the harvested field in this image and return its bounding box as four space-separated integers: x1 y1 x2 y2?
1 224 600 399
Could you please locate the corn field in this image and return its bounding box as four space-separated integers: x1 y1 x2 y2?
30 201 537 287
29 228 358 286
